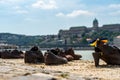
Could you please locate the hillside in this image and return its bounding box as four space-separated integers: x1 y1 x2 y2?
0 33 40 46
0 30 120 47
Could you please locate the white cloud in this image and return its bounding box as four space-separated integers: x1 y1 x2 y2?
16 10 28 14
0 0 24 4
0 0 4 3
67 10 93 17
56 13 65 17
13 6 21 9
109 10 120 16
56 10 93 18
109 4 120 9
24 18 33 21
13 6 28 14
32 0 57 10
107 4 120 16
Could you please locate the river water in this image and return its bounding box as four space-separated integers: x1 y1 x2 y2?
42 50 94 60
75 50 94 60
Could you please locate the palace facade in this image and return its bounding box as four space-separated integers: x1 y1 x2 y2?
58 18 120 39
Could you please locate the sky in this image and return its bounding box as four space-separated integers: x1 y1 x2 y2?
0 0 120 35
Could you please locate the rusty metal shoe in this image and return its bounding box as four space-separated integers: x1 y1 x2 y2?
24 46 44 63
65 48 82 60
44 51 68 65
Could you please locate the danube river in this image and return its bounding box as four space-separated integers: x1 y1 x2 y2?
42 50 94 60
75 50 94 60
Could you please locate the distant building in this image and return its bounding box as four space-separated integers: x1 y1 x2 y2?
58 26 87 39
58 18 120 39
0 43 18 50
101 24 120 32
92 18 99 31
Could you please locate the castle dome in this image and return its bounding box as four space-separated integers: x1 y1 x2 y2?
93 18 98 28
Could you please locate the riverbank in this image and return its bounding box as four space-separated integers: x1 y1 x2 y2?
0 59 120 80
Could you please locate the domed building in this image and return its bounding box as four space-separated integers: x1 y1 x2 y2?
58 18 120 39
92 18 99 31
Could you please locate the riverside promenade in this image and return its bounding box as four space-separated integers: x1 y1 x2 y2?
0 59 120 80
